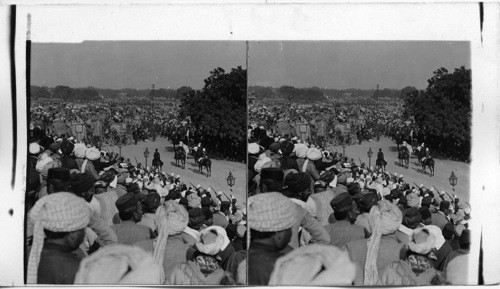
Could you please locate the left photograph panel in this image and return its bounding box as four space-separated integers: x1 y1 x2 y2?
26 41 247 285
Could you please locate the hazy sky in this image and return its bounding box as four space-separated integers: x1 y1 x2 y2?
248 41 470 90
32 41 246 90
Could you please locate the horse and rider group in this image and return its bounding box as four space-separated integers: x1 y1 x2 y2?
396 140 435 176
164 140 212 177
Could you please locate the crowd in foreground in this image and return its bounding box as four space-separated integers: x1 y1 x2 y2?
247 129 472 286
26 127 246 285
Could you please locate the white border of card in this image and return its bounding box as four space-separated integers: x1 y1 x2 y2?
1 2 499 286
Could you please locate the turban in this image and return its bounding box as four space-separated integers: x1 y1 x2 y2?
445 255 471 285
49 142 61 153
74 144 87 158
337 174 348 185
454 224 466 237
116 193 139 213
86 147 101 161
195 225 230 255
153 201 189 282
269 142 281 153
330 192 352 213
248 192 297 232
285 172 311 193
421 196 432 207
60 141 75 156
280 141 294 156
254 156 272 173
423 225 445 250
442 222 455 240
406 192 420 208
419 206 432 220
100 170 116 183
188 208 206 228
72 173 95 194
201 196 212 207
74 244 161 284
364 200 402 285
269 244 356 286
403 207 422 229
294 144 308 158
408 228 436 255
319 170 335 184
36 156 53 172
306 148 322 161
248 142 263 155
40 160 60 179
29 142 42 155
356 192 377 213
187 193 201 208
347 182 361 196
141 193 161 213
27 192 91 284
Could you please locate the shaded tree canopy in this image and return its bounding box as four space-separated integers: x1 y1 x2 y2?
404 67 471 161
179 66 246 161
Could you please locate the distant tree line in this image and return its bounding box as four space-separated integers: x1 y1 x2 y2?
249 86 406 101
30 85 193 101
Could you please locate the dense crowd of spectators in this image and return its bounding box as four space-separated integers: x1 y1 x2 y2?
26 128 246 285
247 128 472 286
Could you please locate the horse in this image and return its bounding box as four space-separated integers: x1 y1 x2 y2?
376 157 387 172
199 157 211 177
174 147 186 169
152 158 163 171
421 157 435 176
398 147 410 168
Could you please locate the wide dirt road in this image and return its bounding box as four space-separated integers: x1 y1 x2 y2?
107 137 247 205
330 136 470 203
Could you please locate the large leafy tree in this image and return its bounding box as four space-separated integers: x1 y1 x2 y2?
179 66 246 161
404 67 471 161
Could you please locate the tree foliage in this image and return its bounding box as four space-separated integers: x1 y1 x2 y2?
179 66 246 161
404 67 471 160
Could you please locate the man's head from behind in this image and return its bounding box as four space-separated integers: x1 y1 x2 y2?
116 193 142 222
248 192 297 251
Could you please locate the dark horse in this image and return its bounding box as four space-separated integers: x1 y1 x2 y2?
421 157 435 176
174 147 186 169
152 158 163 171
199 157 211 177
398 147 410 168
376 150 387 171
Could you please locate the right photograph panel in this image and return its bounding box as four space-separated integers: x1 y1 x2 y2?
247 41 472 286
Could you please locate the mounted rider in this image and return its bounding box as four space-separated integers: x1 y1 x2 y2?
178 140 189 154
422 147 431 162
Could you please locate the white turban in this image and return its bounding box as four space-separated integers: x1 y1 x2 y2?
364 200 402 285
27 192 91 284
195 226 227 255
294 144 308 158
306 148 322 161
74 143 87 158
74 245 161 284
269 244 356 286
153 201 188 282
